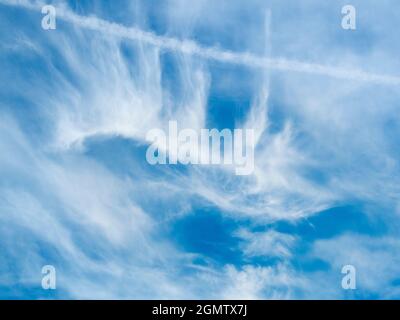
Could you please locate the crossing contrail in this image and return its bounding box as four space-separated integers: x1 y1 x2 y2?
3 0 400 86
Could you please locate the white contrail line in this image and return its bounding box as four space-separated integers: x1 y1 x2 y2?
3 0 400 86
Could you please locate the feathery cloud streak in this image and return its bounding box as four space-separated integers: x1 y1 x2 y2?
2 0 400 86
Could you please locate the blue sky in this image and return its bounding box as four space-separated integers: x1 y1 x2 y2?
1 0 400 299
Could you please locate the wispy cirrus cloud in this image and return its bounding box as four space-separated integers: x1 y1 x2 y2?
2 0 400 85
1 0 400 299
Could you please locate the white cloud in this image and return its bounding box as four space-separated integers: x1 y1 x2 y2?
312 234 400 298
2 0 400 299
220 264 304 299
236 229 296 259
2 0 400 85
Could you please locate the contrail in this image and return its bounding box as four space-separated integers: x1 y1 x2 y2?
3 0 400 86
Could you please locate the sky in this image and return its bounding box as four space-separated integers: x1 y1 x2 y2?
1 0 400 299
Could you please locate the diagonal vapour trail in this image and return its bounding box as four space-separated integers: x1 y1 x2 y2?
2 0 400 86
